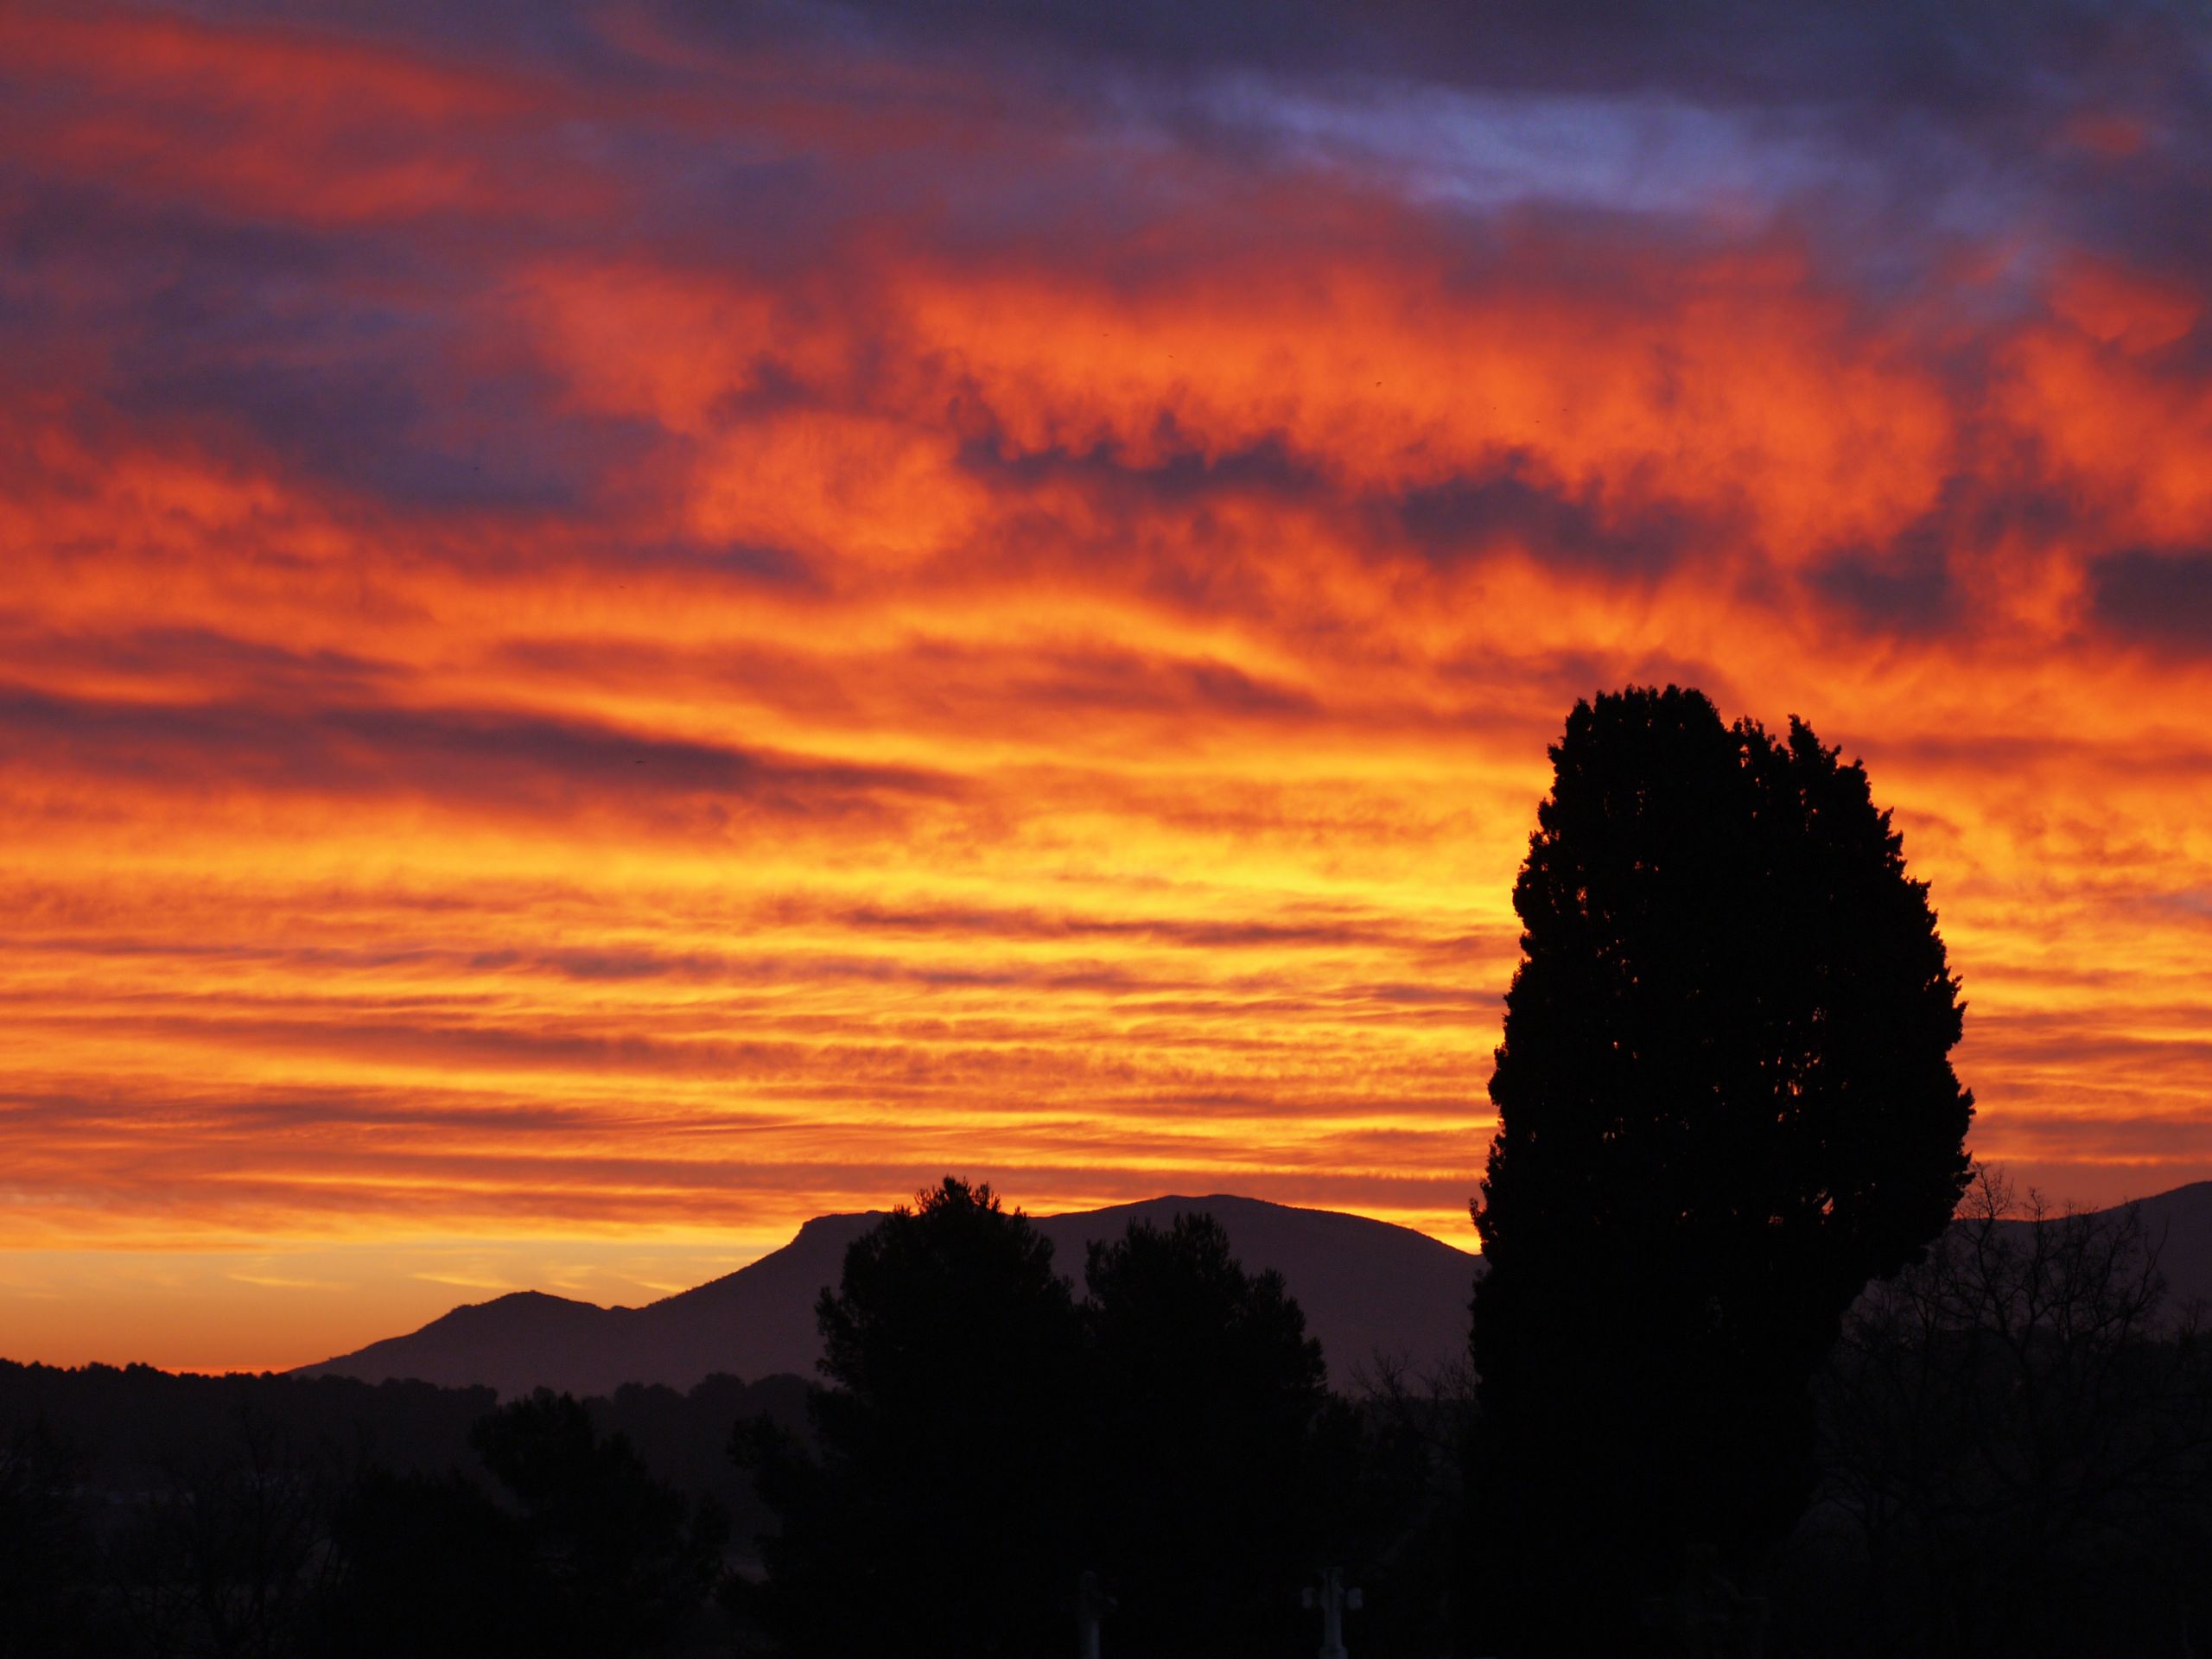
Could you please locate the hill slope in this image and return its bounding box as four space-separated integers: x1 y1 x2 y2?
298 1183 2212 1400
297 1194 1479 1397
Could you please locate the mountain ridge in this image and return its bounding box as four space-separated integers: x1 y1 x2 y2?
297 1183 2212 1400
298 1193 1478 1397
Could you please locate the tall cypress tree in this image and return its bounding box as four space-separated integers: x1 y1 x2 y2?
1468 686 1972 1650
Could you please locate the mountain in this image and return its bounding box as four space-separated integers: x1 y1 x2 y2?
297 1183 2212 1400
296 1194 1483 1397
2141 1181 2212 1310
1991 1179 2212 1313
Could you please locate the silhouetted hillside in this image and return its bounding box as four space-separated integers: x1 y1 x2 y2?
299 1194 1480 1396
2017 1180 2212 1311
312 1290 644 1403
1038 1195 1475 1384
295 1185 2212 1401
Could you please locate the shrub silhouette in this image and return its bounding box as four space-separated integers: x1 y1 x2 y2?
1469 686 1974 1649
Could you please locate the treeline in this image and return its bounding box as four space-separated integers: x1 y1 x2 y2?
0 1190 1459 1659
730 1173 2212 1657
0 1363 806 1657
17 1176 2212 1654
0 1357 810 1540
1776 1173 2212 1656
729 1179 1453 1659
6 1173 2212 1656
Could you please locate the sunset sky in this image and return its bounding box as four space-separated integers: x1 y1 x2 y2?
3 1 2209 1374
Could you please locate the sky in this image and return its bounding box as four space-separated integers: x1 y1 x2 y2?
3 0 2209 1374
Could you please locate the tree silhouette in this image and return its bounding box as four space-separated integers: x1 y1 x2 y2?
323 1389 722 1659
322 1465 528 1659
1798 1169 2212 1658
471 1390 724 1651
0 1424 106 1656
734 1177 1084 1659
111 1408 340 1659
1469 686 1973 1649
1082 1212 1332 1656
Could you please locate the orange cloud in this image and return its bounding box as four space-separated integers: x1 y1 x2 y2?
1 1 2209 1373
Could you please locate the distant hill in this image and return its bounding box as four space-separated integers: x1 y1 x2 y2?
2004 1180 2212 1313
296 1194 1482 1397
2147 1181 2212 1309
296 1183 2212 1400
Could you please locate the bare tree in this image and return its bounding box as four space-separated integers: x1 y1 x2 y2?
112 1407 340 1659
1794 1168 2212 1658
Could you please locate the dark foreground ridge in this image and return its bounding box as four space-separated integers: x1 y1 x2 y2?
294 1192 1484 1396
293 1185 2212 1399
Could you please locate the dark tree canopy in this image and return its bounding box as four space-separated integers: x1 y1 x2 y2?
0 1426 104 1657
1082 1213 1332 1656
1805 1170 2212 1659
1469 685 1973 1647
323 1389 722 1659
735 1177 1084 1659
736 1188 1379 1659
